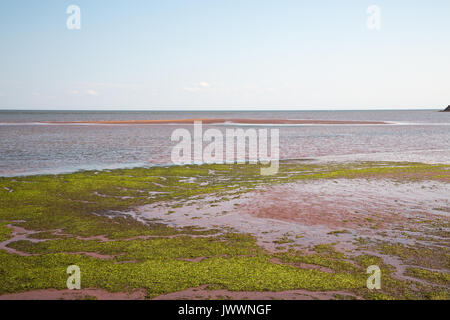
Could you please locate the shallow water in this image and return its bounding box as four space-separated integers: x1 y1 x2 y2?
0 110 449 176
128 178 449 251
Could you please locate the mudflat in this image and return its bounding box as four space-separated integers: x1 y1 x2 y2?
0 161 448 300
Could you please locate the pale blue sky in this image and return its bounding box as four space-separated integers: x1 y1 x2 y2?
0 0 449 110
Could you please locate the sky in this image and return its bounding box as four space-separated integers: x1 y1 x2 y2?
0 0 449 110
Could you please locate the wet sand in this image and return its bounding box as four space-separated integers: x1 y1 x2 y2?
44 118 388 125
0 286 355 300
152 285 357 300
129 179 449 252
0 288 146 300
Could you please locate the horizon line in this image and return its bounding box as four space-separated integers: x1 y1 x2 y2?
0 107 444 112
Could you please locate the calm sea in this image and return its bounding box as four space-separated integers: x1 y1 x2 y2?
0 110 449 177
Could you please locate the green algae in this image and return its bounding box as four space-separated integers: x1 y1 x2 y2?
0 251 367 298
0 222 12 242
274 250 358 273
379 243 450 270
7 233 262 262
327 230 351 236
0 161 449 299
405 268 450 286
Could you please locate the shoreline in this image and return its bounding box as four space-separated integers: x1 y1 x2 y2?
3 148 450 178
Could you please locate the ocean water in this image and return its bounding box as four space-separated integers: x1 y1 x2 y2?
0 110 449 177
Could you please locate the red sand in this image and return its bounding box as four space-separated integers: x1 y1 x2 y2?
0 286 357 300
45 118 387 125
152 285 357 300
0 288 146 300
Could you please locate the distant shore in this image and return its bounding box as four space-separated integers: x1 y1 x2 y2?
43 118 388 125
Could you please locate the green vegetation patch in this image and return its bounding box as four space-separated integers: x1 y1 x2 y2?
405 268 450 286
0 250 368 298
7 233 262 262
0 161 449 299
379 243 450 270
0 222 12 242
